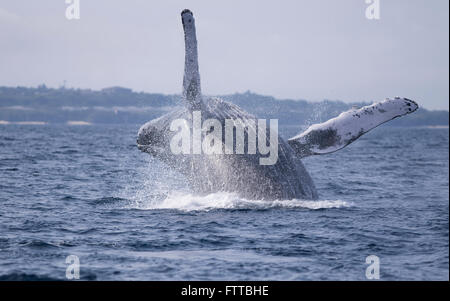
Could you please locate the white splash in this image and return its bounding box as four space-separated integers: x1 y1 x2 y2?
124 190 352 212
117 159 351 212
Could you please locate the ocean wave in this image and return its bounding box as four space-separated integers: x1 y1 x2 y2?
0 273 62 281
0 272 97 281
123 191 352 212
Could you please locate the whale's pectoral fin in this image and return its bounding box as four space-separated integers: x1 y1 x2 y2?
181 9 203 111
288 97 419 158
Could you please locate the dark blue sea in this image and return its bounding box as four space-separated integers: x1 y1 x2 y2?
0 124 448 280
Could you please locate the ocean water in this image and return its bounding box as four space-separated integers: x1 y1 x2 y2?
0 124 448 280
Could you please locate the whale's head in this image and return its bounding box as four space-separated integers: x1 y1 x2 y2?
137 122 168 156
137 108 191 158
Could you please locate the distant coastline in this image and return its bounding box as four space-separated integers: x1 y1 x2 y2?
0 85 448 127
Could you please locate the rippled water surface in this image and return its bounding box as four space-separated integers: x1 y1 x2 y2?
0 124 448 280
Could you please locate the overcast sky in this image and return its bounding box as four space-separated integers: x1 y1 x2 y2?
0 0 448 110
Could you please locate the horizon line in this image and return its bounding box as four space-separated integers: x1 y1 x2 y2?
0 84 448 112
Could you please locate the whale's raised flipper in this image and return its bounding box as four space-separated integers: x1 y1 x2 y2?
181 9 203 111
288 97 419 158
137 9 422 200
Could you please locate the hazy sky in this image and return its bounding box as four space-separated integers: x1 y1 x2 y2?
0 0 448 110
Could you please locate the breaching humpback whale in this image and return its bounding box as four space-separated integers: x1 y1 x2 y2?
137 9 418 200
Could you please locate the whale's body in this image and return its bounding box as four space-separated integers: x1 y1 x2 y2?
137 10 418 200
138 98 318 200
